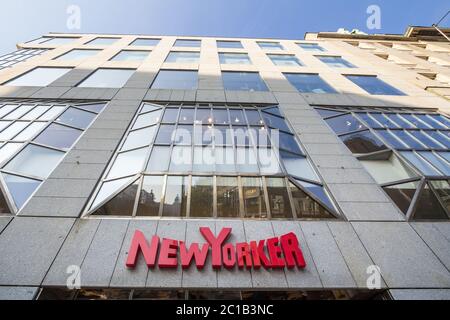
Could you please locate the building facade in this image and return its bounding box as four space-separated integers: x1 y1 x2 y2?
0 27 449 300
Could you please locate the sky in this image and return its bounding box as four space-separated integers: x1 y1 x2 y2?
0 0 449 55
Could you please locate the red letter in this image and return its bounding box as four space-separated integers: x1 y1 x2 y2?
281 232 306 268
179 242 209 269
267 237 285 268
126 230 159 268
158 238 178 268
236 242 252 269
199 227 232 269
222 243 236 269
249 240 271 269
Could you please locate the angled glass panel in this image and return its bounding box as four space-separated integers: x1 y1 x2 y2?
356 113 382 128
257 42 283 50
87 37 119 45
132 109 162 129
408 130 444 149
280 151 320 182
222 72 268 91
429 180 450 215
242 177 267 218
41 37 78 45
161 108 179 123
55 49 100 61
284 73 337 93
340 130 387 154
273 131 303 155
360 153 417 184
369 113 399 128
295 180 335 212
92 179 139 216
190 176 213 217
131 38 160 46
266 177 293 218
297 43 325 51
155 125 175 144
385 114 415 129
414 114 446 129
2 173 40 209
383 181 419 215
429 114 450 128
162 175 188 217
4 144 64 178
249 127 270 146
169 146 192 172
165 52 200 63
437 152 450 164
111 50 150 62
136 175 164 216
262 113 290 132
151 70 198 90
90 176 134 210
346 75 405 95
244 109 262 125
38 106 65 121
55 107 96 129
107 147 148 179
0 105 19 118
426 131 450 148
146 146 170 172
317 56 355 68
268 54 302 66
193 146 214 172
386 130 421 149
219 53 251 65
326 114 365 134
417 152 450 175
174 39 201 47
413 183 449 220
4 105 34 120
0 122 28 140
217 176 240 217
289 182 334 219
400 114 429 129
215 146 236 173
77 69 134 88
13 122 46 141
0 188 10 213
263 106 283 117
315 108 344 119
34 123 81 150
236 147 258 173
0 142 23 164
212 109 229 125
140 103 160 113
258 147 281 174
121 126 156 151
401 151 441 176
5 67 72 86
216 41 243 48
20 105 50 120
178 108 195 124
229 109 246 125
195 108 212 124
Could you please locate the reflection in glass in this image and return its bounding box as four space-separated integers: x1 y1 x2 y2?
413 183 449 219
92 179 139 216
266 177 293 218
289 182 333 218
340 130 386 154
217 176 240 217
242 177 266 218
34 123 82 150
2 173 40 209
136 175 164 216
326 114 365 135
162 176 188 217
190 176 213 217
383 181 419 214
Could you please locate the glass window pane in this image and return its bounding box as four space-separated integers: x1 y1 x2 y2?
401 151 441 176
298 43 325 51
249 126 270 146
213 126 233 146
212 109 229 125
55 107 96 129
136 175 164 216
0 122 29 140
280 151 319 182
161 108 179 123
78 69 135 88
87 37 119 45
258 42 283 50
284 73 337 93
165 52 200 63
169 146 192 171
356 113 382 128
55 49 100 61
155 124 175 144
219 53 251 64
34 123 82 150
325 114 365 134
414 114 446 129
268 54 302 66
5 67 72 86
90 176 133 209
2 173 40 209
369 113 399 128
216 41 242 48
233 126 251 146
146 146 170 172
215 146 235 172
38 106 65 121
266 177 293 218
190 176 213 217
193 146 214 172
387 130 422 149
316 108 344 119
426 131 450 148
236 147 258 173
111 51 149 62
258 147 280 174
429 114 450 128
132 109 162 129
263 106 283 117
121 126 156 151
242 177 267 218
92 179 139 216
414 183 449 219
3 105 34 120
0 142 23 164
178 108 195 124
20 105 50 120
289 182 333 218
174 39 201 47
4 144 64 178
13 122 46 141
429 180 450 215
262 113 290 132
340 130 387 154
274 131 303 155
383 181 419 215
360 153 416 184
244 109 262 125
107 147 148 179
385 114 415 129
222 72 268 91
217 176 240 217
0 105 19 118
229 109 246 125
317 56 355 68
409 130 444 149
417 152 450 175
162 176 188 217
346 75 405 95
131 38 160 46
400 114 428 129
41 37 78 45
195 108 212 124
296 180 335 212
151 70 198 90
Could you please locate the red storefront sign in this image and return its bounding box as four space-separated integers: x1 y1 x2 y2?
126 227 306 270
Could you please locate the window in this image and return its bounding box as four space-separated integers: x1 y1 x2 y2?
257 42 284 50
55 49 100 61
174 39 201 47
77 69 135 88
297 43 325 52
268 54 302 66
317 56 355 68
27 37 79 45
4 67 72 86
284 73 337 93
346 75 405 95
222 72 268 91
151 70 198 90
217 41 243 49
165 52 200 63
219 53 251 64
0 100 107 213
130 38 160 46
111 51 150 62
86 37 119 45
87 102 337 219
0 49 47 71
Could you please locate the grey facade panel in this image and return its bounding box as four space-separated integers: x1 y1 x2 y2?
390 289 450 300
0 217 75 286
0 286 39 300
411 223 450 270
0 217 12 234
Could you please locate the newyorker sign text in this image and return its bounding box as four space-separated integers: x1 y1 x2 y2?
126 227 306 270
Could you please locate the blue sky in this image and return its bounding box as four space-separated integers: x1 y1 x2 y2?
0 0 449 55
